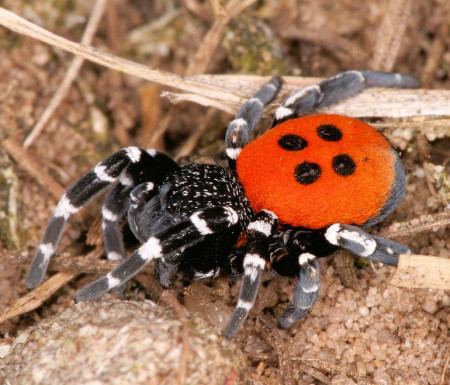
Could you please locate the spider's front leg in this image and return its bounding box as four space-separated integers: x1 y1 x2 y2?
26 147 177 288
223 210 278 338
225 76 282 168
273 70 419 125
325 223 411 266
76 206 240 301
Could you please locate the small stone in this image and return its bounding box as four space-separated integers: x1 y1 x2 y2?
0 344 11 358
422 297 439 314
359 307 369 317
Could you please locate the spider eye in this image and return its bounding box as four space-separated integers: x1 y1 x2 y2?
278 134 308 151
317 124 342 141
333 154 356 176
295 162 321 184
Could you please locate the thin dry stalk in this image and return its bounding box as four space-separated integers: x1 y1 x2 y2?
164 86 450 118
421 12 449 87
281 27 367 67
105 0 121 51
175 109 217 159
181 0 211 21
186 0 257 75
380 211 450 239
2 137 64 200
370 0 412 71
23 0 107 148
0 7 240 103
2 7 450 118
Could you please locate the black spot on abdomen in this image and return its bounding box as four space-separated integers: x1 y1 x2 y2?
333 154 356 176
295 162 321 184
317 125 342 141
278 134 308 151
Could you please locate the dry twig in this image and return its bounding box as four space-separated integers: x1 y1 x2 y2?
186 0 257 75
380 211 450 239
0 7 240 103
23 0 107 148
0 272 76 323
0 249 104 324
421 11 450 87
175 109 217 159
281 27 367 67
1 8 450 118
2 137 64 200
370 0 412 71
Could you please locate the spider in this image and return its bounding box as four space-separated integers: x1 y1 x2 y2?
26 70 418 337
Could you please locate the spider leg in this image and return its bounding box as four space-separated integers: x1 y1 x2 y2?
102 181 133 262
225 76 282 167
127 182 158 242
155 257 180 288
223 210 278 338
128 182 181 288
278 255 320 329
273 70 419 125
26 147 177 289
325 224 411 266
76 206 240 301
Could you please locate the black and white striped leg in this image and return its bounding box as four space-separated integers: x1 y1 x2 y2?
325 224 411 266
223 210 278 338
26 147 177 289
225 77 282 167
273 70 419 125
76 206 240 301
127 182 158 242
102 182 133 262
278 254 320 329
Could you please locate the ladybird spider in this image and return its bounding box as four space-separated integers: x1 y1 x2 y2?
26 70 418 337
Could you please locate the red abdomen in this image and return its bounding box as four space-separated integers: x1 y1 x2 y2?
236 114 403 229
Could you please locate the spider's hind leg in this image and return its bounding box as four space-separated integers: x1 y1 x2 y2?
102 180 134 262
273 70 419 125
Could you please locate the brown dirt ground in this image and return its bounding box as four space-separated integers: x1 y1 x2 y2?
0 1 449 384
